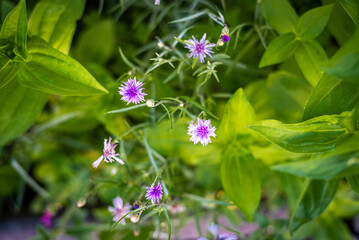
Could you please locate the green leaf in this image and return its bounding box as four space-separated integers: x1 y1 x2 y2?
260 0 298 34
0 80 48 146
247 112 352 153
346 174 359 196
217 88 256 143
296 5 333 40
0 0 27 59
339 0 359 25
259 33 299 68
267 71 312 122
28 0 86 54
321 27 359 82
323 0 355 45
16 37 108 96
290 179 338 234
0 49 24 89
220 142 261 221
294 40 327 87
273 150 359 180
303 73 359 120
73 20 115 64
276 172 304 210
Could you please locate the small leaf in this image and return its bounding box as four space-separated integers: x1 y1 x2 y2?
296 5 333 40
0 0 28 59
221 142 261 221
273 150 359 180
290 179 338 234
247 112 352 153
28 0 86 54
0 49 24 89
178 96 218 119
294 40 327 87
260 0 298 34
217 88 256 143
259 33 299 68
16 37 108 96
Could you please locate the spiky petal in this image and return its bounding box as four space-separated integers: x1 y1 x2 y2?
145 182 163 204
185 33 215 63
118 77 147 104
92 137 124 168
188 118 216 146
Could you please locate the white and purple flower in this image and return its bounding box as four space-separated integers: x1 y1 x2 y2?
145 182 163 204
118 77 147 105
108 196 131 224
185 33 215 63
92 137 124 168
155 0 160 5
188 118 216 146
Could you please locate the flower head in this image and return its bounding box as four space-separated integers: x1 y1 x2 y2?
40 209 52 227
188 118 216 146
222 35 230 43
185 33 215 63
92 137 124 168
108 196 131 224
118 77 147 105
155 0 160 5
145 182 163 203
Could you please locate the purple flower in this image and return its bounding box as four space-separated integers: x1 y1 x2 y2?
185 33 215 63
198 223 238 240
188 118 216 146
118 77 147 105
92 137 124 168
155 0 160 5
108 196 131 224
145 182 163 203
40 209 52 227
222 35 230 43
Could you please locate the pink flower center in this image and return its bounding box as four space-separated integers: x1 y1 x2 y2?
103 147 115 158
197 126 209 138
195 43 205 53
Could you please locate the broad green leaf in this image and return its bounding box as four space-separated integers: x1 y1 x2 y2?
267 71 312 122
317 213 353 240
0 0 27 59
260 0 298 34
296 5 333 40
0 80 48 146
294 40 327 87
322 0 355 45
28 0 85 54
247 112 353 153
303 73 359 120
259 33 299 68
16 37 108 96
339 0 359 24
0 49 24 88
217 88 256 143
221 142 260 221
273 150 359 179
276 172 304 210
0 1 15 22
290 179 338 233
346 174 359 196
73 20 115 64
